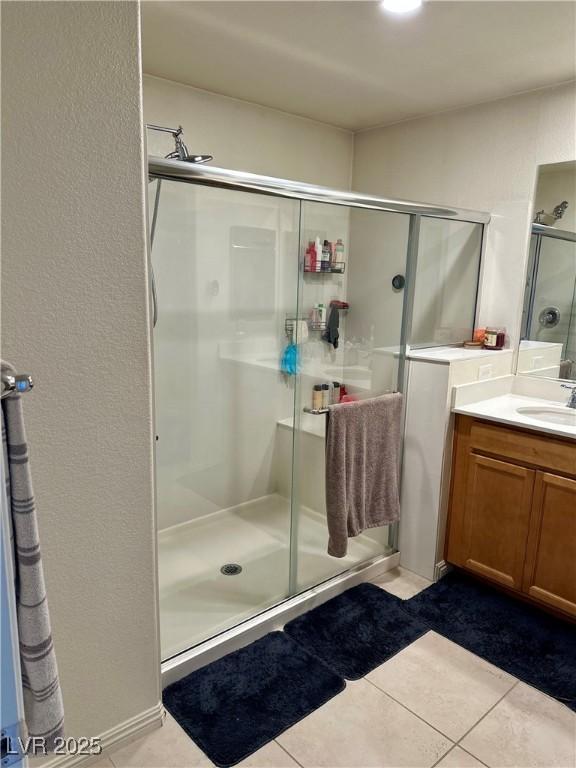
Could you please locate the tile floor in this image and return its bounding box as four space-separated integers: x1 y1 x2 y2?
97 567 575 768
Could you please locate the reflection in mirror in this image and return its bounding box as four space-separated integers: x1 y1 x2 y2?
519 161 576 383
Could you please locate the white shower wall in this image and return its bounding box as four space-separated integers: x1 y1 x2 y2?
153 183 301 530
153 191 356 533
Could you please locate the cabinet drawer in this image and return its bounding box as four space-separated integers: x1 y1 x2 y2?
469 420 576 477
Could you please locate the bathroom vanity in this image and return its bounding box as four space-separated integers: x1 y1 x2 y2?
446 157 576 620
446 410 576 618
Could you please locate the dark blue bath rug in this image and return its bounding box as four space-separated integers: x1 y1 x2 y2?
284 582 428 679
162 631 345 767
403 571 576 711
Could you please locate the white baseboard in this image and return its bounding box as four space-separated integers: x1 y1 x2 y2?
434 559 452 581
40 702 164 768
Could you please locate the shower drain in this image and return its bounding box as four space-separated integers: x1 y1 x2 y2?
220 563 243 576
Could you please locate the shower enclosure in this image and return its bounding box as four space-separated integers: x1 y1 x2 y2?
147 158 488 677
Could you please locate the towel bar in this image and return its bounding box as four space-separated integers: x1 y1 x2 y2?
1 373 34 400
303 390 399 415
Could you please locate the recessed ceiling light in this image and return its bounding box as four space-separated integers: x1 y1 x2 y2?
380 0 423 14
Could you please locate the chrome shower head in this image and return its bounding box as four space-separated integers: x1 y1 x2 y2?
177 152 213 164
146 123 213 164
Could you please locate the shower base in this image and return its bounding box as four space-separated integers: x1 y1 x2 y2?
158 493 393 661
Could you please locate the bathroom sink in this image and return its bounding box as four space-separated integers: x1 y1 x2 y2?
516 406 576 427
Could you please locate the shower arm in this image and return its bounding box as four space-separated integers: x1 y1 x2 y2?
146 123 182 135
146 124 189 161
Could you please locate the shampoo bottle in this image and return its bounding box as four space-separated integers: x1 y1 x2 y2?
335 238 345 268
315 237 322 272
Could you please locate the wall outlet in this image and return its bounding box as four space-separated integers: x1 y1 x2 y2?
478 363 493 380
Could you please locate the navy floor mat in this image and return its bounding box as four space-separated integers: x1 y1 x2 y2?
284 582 428 679
403 572 576 711
163 631 345 767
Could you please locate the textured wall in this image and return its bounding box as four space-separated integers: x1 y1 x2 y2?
144 74 354 189
353 83 576 348
1 0 160 740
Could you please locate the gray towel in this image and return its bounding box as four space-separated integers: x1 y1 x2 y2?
1 361 64 749
325 393 403 558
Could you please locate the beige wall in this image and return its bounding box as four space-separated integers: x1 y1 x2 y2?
1 0 160 743
353 83 576 348
144 75 354 188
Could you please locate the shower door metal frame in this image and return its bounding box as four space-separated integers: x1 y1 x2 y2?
522 224 576 340
148 157 491 224
148 156 491 683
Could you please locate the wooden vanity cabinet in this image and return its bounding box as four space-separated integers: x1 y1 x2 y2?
446 415 576 618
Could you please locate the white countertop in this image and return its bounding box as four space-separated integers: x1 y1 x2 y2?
453 393 576 440
408 346 512 363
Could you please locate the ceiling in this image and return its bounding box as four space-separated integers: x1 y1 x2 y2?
141 1 576 132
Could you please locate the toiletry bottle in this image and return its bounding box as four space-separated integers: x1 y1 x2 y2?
304 244 312 272
322 383 330 408
315 237 322 272
312 385 323 410
335 238 344 269
322 240 331 271
332 381 340 404
318 303 326 326
308 241 316 272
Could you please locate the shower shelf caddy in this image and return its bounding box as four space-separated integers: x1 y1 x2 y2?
284 307 348 338
303 262 345 275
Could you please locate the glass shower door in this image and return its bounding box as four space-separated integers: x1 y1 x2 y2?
291 201 410 592
151 180 301 660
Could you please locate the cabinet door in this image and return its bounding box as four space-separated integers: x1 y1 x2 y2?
462 454 535 590
522 472 576 617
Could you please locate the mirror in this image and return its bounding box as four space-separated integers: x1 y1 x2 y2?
519 161 576 382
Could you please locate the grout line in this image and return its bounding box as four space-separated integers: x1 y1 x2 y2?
274 739 305 768
363 677 456 744
458 744 490 768
430 744 457 768
455 680 520 750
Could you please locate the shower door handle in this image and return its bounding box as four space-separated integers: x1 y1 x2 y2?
151 266 158 328
149 178 161 328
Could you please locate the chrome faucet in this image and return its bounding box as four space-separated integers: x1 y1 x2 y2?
561 384 576 409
